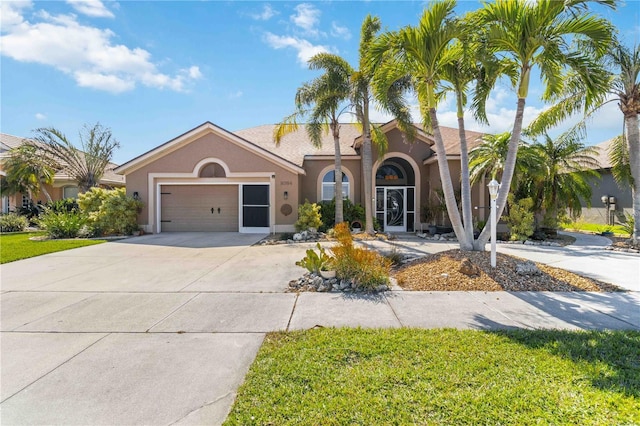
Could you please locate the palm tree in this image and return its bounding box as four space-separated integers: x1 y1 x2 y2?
352 15 415 235
1 143 57 203
274 53 353 224
29 123 120 193
472 0 615 249
469 132 541 185
529 42 640 244
370 0 475 248
530 133 600 227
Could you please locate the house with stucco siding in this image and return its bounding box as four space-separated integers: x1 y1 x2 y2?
115 120 494 234
0 133 125 213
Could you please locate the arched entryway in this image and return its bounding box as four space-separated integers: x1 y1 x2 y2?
374 157 417 232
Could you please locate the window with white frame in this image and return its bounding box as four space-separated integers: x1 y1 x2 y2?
321 170 349 201
22 194 30 208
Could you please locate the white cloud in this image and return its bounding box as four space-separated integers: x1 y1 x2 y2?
330 22 351 40
228 90 243 99
263 32 329 65
0 5 201 93
290 3 320 36
251 4 277 21
1 1 31 29
35 112 47 120
66 0 114 18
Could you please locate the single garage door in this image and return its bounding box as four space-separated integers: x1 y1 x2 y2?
160 185 238 232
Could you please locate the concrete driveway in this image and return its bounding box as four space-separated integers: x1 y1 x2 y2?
1 232 639 425
1 232 303 425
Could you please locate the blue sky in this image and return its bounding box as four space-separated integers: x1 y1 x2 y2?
1 0 639 165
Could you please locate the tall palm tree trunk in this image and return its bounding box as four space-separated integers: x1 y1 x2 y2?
457 103 474 244
361 98 375 234
625 113 640 244
40 185 53 203
474 97 526 250
331 123 344 225
430 108 472 250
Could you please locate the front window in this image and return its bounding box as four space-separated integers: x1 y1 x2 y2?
22 194 30 208
63 186 79 199
322 170 349 201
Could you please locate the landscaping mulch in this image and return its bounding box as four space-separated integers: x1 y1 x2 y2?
395 249 623 292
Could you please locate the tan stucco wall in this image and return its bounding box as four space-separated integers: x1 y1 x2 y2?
123 131 301 231
301 159 362 205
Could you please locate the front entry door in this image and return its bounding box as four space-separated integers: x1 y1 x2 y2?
376 187 416 232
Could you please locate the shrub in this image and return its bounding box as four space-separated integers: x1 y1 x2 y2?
38 210 89 239
296 243 335 274
506 194 535 241
18 201 44 224
318 198 365 232
0 213 29 232
621 213 635 238
46 198 80 213
295 200 323 232
79 187 142 236
331 222 391 289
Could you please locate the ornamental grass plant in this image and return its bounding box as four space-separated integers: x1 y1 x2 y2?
331 222 390 289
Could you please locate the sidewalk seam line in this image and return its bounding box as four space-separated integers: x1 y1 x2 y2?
145 293 201 332
286 294 299 332
0 332 111 404
384 293 404 328
9 292 99 331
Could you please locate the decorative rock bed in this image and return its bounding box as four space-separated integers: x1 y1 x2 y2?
288 272 389 293
415 232 563 246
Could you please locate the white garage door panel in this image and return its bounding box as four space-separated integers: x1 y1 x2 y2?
161 185 238 232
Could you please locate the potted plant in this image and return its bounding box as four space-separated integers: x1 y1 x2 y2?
320 258 337 279
351 220 362 233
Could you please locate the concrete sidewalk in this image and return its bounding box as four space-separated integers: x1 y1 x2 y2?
1 231 639 425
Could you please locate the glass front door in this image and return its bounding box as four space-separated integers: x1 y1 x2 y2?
376 187 415 232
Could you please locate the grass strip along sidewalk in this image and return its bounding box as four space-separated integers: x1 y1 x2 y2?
0 232 105 263
226 328 640 425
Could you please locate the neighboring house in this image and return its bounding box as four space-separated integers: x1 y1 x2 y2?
115 120 491 234
580 138 633 225
0 133 125 213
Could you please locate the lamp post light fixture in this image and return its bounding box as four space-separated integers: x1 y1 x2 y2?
488 179 500 268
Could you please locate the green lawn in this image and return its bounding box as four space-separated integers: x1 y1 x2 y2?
0 232 105 263
225 328 640 425
562 221 629 236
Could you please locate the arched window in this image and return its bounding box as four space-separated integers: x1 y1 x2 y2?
321 170 349 201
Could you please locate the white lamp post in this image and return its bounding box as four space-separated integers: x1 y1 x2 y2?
488 179 500 268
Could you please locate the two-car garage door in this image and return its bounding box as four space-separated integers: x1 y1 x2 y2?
159 184 269 232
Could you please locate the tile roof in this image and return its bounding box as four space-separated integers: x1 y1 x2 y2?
234 124 362 167
0 132 124 185
591 138 615 169
234 122 486 166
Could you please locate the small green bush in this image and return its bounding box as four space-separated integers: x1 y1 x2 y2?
46 198 80 213
621 213 635 238
296 243 335 274
295 200 323 232
506 194 535 241
0 213 29 232
38 210 89 239
79 187 142 236
318 198 365 232
331 222 391 289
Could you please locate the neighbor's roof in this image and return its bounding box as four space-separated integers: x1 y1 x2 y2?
591 138 615 169
0 132 125 185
